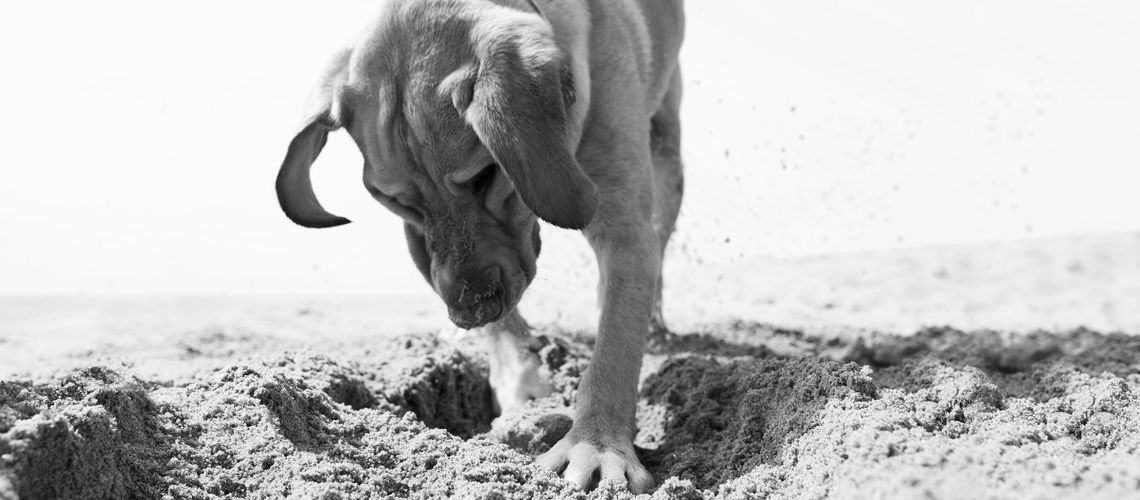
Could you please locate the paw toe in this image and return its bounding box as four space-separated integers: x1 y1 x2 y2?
627 463 655 494
599 454 627 482
537 438 653 493
535 440 570 471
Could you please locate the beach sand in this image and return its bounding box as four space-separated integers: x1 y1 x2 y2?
2 233 1139 499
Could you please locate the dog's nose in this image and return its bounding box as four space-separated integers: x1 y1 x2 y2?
438 265 506 329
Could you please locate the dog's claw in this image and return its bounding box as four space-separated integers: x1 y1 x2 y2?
536 434 653 493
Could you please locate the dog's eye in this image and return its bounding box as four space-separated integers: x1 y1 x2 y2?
470 164 497 197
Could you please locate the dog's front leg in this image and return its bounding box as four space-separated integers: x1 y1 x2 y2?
537 215 658 493
482 308 554 414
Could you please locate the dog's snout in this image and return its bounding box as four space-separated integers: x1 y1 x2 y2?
438 265 501 306
438 265 506 329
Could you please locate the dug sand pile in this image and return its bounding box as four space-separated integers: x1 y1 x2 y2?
2 325 1139 499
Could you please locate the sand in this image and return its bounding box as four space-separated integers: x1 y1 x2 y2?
2 323 1138 500
2 233 1139 499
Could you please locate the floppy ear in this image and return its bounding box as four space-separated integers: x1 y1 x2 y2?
466 37 598 229
275 50 352 229
275 114 350 228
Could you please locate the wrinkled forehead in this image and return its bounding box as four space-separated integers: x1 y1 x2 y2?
345 12 485 157
340 72 484 189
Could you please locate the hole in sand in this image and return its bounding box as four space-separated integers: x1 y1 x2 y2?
380 350 498 439
637 355 877 490
324 374 379 410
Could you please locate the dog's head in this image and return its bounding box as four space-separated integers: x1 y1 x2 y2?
275 0 595 329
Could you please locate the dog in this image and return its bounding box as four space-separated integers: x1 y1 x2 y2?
275 0 684 492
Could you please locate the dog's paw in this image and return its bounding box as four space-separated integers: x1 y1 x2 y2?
489 349 553 413
536 432 653 493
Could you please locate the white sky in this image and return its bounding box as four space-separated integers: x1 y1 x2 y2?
0 0 1138 294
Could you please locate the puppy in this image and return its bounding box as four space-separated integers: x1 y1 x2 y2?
276 0 684 492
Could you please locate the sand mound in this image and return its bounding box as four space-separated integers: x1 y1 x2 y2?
0 346 573 499
2 326 1139 499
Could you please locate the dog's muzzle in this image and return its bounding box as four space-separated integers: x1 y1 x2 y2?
439 265 507 329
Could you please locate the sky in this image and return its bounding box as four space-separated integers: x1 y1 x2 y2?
0 0 1137 294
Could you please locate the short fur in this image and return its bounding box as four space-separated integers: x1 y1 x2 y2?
275 0 684 492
